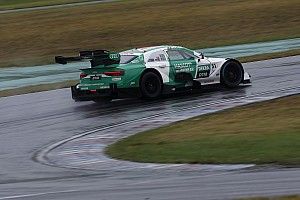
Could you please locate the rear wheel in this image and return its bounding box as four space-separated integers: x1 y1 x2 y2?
221 60 243 88
140 72 162 99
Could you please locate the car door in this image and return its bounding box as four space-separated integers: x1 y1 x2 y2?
166 49 197 83
145 50 170 83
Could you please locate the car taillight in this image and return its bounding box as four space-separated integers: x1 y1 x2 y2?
80 73 87 79
103 71 125 76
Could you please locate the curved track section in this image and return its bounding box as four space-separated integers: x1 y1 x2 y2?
35 56 300 172
0 56 300 199
36 86 298 172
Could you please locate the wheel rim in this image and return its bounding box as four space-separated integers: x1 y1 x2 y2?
145 77 159 94
224 64 241 84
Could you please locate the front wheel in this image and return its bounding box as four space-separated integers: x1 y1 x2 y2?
140 72 162 99
221 60 244 88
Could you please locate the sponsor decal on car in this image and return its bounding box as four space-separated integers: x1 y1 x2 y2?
112 77 122 81
90 75 101 80
109 53 120 60
174 62 195 73
197 64 211 78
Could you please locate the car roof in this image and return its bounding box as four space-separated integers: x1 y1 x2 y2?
120 45 184 55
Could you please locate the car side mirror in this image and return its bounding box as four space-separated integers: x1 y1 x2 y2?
200 53 204 59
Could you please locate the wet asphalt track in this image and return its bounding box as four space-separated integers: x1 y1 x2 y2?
0 56 300 199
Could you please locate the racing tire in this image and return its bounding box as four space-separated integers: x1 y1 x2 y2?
140 72 162 99
221 60 244 88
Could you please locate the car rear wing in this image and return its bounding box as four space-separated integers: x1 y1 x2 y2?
55 50 120 67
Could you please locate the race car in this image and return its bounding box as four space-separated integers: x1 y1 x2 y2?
55 45 251 101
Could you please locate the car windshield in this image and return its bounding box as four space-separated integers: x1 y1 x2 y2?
120 55 138 64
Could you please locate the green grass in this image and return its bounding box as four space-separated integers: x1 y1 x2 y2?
238 195 300 200
0 0 299 68
106 95 300 165
0 0 96 10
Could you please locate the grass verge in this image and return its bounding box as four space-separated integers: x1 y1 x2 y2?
106 95 300 165
0 0 299 68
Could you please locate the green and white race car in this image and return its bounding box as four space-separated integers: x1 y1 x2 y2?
55 45 251 101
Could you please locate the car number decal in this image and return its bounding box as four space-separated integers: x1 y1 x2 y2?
197 65 210 78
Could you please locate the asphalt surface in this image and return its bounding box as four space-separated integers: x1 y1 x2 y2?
0 56 300 199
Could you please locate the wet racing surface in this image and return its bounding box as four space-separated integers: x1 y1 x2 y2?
0 56 300 199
